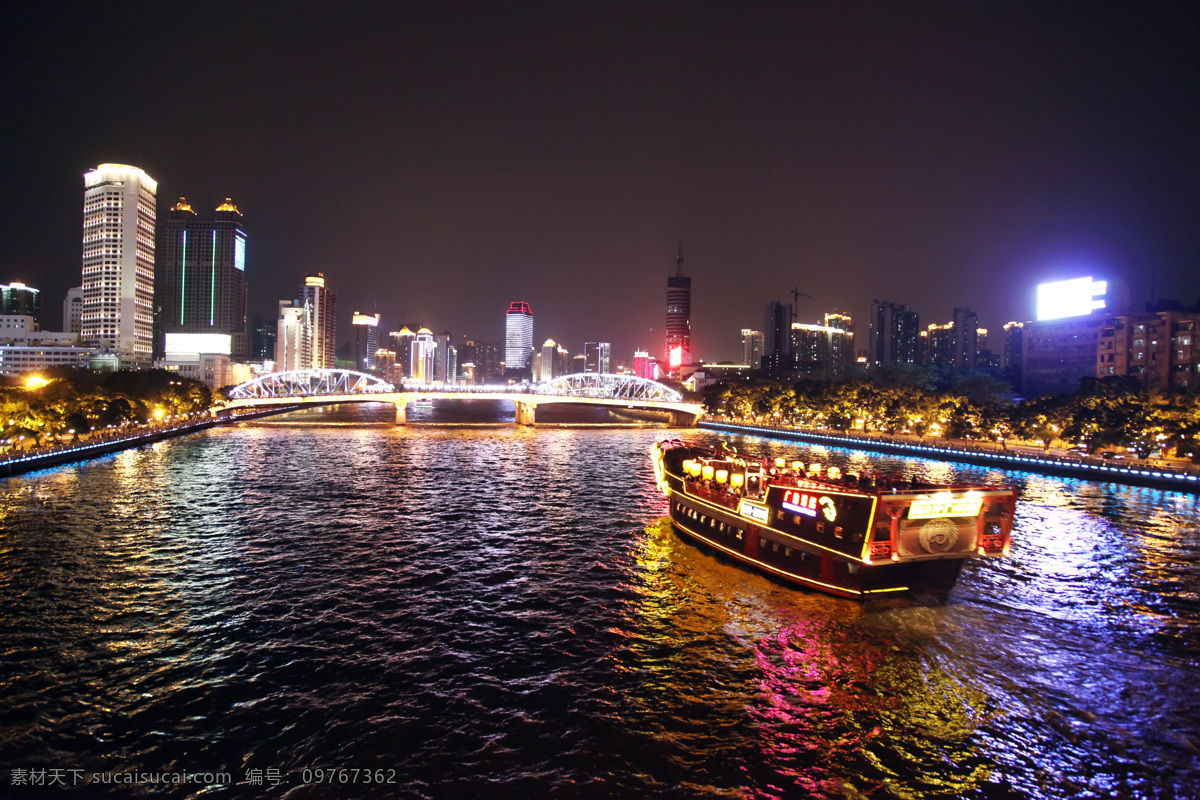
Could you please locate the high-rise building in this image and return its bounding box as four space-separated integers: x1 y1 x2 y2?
633 350 656 380
869 300 920 366
1097 308 1200 390
740 329 764 370
1021 316 1105 397
156 198 249 358
824 311 853 333
505 302 534 375
434 330 456 383
665 244 691 373
352 312 380 371
81 163 157 367
391 327 416 378
411 328 436 382
466 340 501 384
1 282 41 324
584 341 611 374
374 348 398 383
538 339 558 382
63 286 84 334
299 273 336 368
251 314 276 361
275 300 311 371
952 307 979 369
763 301 792 374
791 323 854 379
1002 322 1024 388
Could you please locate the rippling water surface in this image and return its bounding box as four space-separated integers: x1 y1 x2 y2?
2 403 1199 798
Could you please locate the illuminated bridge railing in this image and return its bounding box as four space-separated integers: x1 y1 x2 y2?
229 369 396 399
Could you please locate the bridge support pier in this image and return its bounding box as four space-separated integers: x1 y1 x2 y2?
514 401 537 426
395 402 407 425
668 410 700 427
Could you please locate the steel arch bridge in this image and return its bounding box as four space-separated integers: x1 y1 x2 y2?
229 369 395 399
531 373 684 402
222 369 702 426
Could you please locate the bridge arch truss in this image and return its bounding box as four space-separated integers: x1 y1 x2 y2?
532 373 684 403
228 369 396 399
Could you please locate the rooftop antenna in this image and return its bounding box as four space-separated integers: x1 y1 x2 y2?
676 242 685 277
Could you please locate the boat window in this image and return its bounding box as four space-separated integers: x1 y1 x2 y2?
817 522 826 533
776 510 784 520
834 526 843 539
759 537 768 549
847 563 859 574
719 522 726 532
771 541 780 552
784 547 793 557
793 515 802 525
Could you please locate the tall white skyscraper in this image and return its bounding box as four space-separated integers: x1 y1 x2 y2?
505 301 534 374
81 164 157 367
411 328 436 382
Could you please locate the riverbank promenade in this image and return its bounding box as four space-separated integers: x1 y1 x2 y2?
700 418 1200 494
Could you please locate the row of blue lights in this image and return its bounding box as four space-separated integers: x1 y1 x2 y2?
0 418 233 470
700 422 1199 484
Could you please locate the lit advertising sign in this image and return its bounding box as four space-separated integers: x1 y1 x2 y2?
164 333 232 355
234 235 246 271
907 497 982 520
1036 276 1108 321
740 501 770 523
782 490 838 521
669 345 684 368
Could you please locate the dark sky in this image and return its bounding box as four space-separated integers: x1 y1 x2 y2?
2 1 1198 364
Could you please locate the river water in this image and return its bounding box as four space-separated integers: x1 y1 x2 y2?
2 402 1198 799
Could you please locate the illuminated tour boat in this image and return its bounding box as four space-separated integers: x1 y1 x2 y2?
652 440 1018 599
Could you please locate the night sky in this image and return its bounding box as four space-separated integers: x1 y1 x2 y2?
2 1 1198 365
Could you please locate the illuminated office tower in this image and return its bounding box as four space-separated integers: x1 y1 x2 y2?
391 326 416 377
157 198 249 358
298 273 337 368
584 341 611 374
352 312 380 370
1 282 41 324
633 350 656 379
411 328 436 382
275 300 311 371
538 339 558 382
434 330 456 384
81 164 157 367
505 301 534 375
665 244 691 373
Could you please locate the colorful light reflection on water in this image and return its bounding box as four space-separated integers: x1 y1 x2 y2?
0 407 1197 798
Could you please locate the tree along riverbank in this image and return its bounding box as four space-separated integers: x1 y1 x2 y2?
0 408 291 478
699 419 1200 494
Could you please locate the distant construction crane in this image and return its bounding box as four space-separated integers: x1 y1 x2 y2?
790 287 813 325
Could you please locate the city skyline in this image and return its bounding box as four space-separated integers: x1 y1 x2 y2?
2 3 1198 364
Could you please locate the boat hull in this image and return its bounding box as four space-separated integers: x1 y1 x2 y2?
654 440 1015 600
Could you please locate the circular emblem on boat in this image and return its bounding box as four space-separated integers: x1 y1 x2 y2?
917 518 959 553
